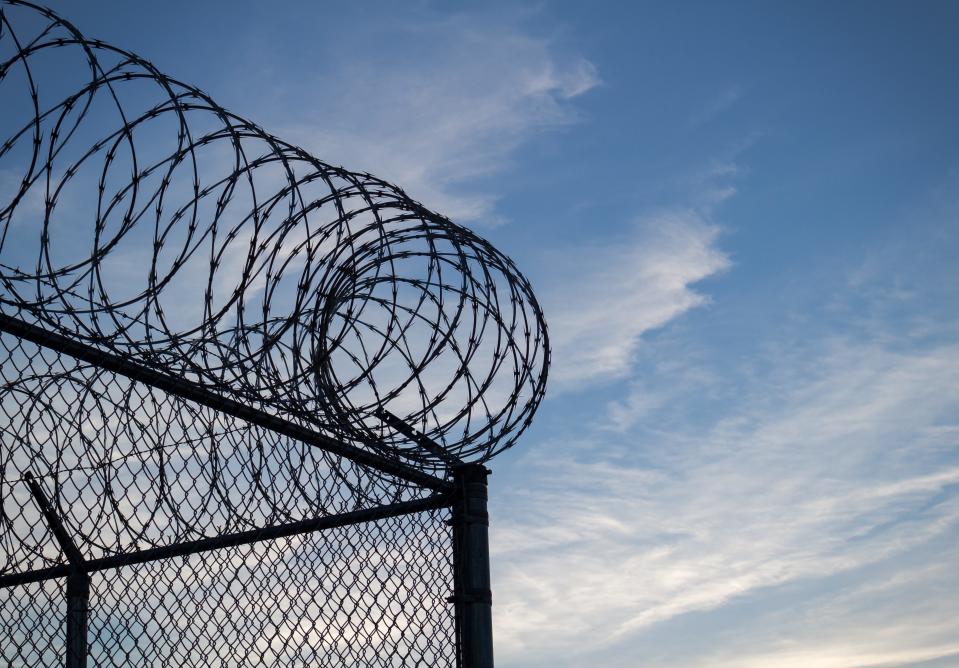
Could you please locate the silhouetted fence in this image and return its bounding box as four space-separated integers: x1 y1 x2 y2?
0 3 549 666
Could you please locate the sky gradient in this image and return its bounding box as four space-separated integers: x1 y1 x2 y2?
39 1 959 666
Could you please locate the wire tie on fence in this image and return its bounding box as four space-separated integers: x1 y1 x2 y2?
446 588 493 605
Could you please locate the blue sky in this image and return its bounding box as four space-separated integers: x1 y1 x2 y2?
33 1 959 666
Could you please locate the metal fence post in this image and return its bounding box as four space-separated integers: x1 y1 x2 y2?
65 570 90 668
451 464 493 668
23 472 89 668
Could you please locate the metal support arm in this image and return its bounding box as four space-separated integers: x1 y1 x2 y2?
0 312 451 493
23 472 89 668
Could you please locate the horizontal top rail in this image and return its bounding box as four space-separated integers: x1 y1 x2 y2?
0 311 452 493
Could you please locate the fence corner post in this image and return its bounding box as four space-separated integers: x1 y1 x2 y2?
452 463 493 668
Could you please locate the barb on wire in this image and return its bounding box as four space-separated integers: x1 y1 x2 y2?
0 4 547 665
0 0 550 475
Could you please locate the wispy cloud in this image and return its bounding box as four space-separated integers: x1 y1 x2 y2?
276 14 599 226
700 550 959 668
689 85 743 128
491 335 959 666
543 210 731 390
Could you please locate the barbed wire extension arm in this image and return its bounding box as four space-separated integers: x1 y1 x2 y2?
0 2 550 666
0 311 451 492
0 0 550 474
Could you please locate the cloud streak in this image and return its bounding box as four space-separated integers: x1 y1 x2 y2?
490 336 959 667
543 210 731 390
277 13 598 226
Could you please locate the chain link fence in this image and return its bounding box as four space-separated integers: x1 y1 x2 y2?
0 328 460 667
2 512 456 667
0 2 549 666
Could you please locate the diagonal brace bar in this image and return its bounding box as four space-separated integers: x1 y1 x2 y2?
375 408 464 468
23 472 85 567
23 472 89 668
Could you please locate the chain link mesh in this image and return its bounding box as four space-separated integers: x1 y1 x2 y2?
0 331 457 666
0 2 546 665
84 513 454 667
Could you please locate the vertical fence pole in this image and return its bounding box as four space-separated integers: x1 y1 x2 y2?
452 464 494 668
65 570 89 668
23 473 89 668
